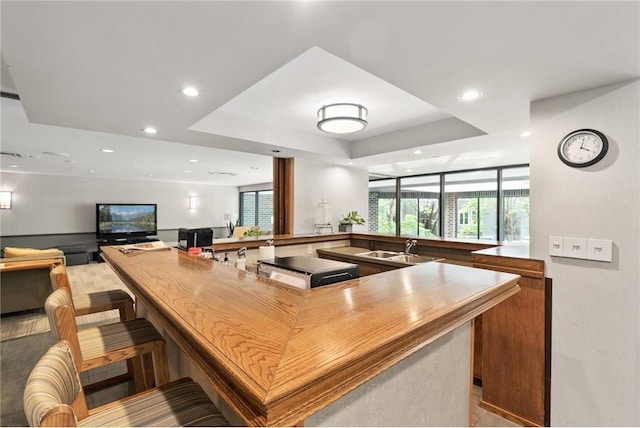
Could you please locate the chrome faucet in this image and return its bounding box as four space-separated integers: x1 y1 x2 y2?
405 239 417 254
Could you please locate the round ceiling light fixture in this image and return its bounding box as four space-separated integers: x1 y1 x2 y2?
317 103 368 134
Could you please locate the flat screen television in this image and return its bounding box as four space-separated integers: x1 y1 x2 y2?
96 203 157 241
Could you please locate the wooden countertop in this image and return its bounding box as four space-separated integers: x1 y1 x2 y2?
101 246 520 426
0 258 63 272
210 231 500 253
472 243 531 259
316 246 443 268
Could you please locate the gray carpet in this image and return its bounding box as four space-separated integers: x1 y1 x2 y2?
0 332 56 427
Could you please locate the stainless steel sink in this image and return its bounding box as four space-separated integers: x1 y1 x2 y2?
388 254 441 264
356 250 400 258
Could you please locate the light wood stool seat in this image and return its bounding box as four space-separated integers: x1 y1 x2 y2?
50 264 135 321
24 341 229 427
45 288 169 393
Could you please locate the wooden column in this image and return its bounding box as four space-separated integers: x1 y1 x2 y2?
273 157 294 235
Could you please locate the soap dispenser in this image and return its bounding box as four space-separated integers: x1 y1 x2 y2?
235 247 247 271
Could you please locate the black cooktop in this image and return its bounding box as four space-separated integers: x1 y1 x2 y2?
259 256 356 276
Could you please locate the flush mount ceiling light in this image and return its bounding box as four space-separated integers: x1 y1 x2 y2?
142 127 157 134
317 103 368 134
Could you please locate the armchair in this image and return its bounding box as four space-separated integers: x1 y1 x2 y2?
0 247 65 314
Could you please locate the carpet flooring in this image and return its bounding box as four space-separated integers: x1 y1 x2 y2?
0 332 56 427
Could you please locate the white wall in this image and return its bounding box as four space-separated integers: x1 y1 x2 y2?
293 158 369 234
0 172 239 235
530 80 640 426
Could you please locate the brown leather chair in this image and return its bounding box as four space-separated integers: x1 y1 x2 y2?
24 341 229 427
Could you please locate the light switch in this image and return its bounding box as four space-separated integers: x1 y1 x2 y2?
548 236 564 257
563 237 587 259
587 238 613 262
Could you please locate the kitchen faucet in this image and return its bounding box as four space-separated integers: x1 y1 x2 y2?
405 239 417 254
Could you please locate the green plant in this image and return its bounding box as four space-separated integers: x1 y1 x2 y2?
243 226 261 236
339 211 365 225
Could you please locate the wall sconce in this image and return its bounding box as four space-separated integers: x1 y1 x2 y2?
188 195 198 210
0 191 12 209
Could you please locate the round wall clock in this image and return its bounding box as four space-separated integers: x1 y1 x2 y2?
557 129 608 168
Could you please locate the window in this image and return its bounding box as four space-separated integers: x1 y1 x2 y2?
239 190 273 233
400 175 440 237
501 167 530 243
459 210 470 226
368 179 396 233
368 165 528 241
444 170 498 240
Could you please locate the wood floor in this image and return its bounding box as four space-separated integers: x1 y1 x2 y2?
1 262 518 427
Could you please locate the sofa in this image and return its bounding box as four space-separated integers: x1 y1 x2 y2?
0 247 65 315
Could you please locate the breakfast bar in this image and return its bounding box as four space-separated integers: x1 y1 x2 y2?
101 242 520 426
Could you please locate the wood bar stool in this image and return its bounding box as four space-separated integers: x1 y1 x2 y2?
49 264 135 322
24 341 229 427
44 288 169 393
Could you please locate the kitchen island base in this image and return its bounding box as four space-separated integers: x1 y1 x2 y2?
140 299 471 426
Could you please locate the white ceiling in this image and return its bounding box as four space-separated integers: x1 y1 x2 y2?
1 1 638 185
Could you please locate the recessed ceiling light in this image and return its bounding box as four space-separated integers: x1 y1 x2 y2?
9 165 19 168
520 131 531 137
147 174 153 177
458 90 483 101
347 161 354 165
180 87 200 97
101 148 114 153
188 159 199 163
413 150 422 155
88 170 95 173
184 170 192 173
406 169 413 172
142 127 157 134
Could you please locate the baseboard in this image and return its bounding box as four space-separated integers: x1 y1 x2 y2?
479 399 541 427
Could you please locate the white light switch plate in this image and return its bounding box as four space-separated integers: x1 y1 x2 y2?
587 238 613 262
563 237 587 259
548 236 564 257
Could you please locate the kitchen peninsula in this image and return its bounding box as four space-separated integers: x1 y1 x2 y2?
101 233 520 426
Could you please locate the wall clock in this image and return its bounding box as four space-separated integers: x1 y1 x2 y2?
557 129 608 168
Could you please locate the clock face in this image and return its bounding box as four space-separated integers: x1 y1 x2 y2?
558 129 608 168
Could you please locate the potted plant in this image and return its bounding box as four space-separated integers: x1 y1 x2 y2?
338 211 365 232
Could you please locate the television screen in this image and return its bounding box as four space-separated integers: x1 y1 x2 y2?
96 203 157 240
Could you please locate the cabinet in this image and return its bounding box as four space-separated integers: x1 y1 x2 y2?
472 249 550 427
